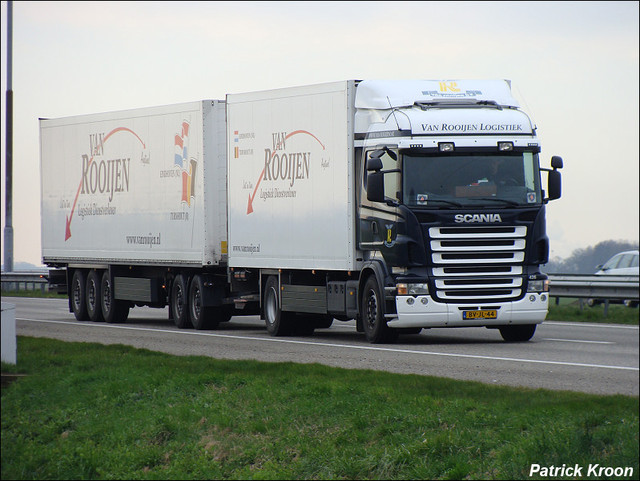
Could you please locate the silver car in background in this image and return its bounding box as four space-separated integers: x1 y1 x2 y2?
588 250 639 308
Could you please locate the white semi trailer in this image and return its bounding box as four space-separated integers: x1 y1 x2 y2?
41 80 562 342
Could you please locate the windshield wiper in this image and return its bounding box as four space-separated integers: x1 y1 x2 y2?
474 198 520 207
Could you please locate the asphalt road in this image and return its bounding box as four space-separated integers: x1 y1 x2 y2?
6 296 639 396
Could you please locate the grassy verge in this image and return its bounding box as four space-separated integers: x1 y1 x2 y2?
2 337 638 480
548 298 639 325
1 289 66 299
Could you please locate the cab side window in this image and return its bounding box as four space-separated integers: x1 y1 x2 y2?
365 149 400 202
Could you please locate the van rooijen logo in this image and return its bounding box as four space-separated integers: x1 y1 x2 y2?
174 121 196 206
439 81 460 92
64 127 146 241
422 81 482 99
245 130 325 214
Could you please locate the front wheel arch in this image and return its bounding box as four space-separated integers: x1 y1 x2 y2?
360 274 397 344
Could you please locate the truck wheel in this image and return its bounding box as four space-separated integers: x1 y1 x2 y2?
263 276 293 336
86 271 104 322
361 275 397 343
499 324 536 342
100 272 129 323
189 275 220 330
308 314 333 329
70 270 89 322
171 274 192 328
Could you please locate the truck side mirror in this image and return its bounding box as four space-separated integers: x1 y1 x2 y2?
547 169 561 200
366 156 383 172
546 155 563 201
551 156 563 169
367 171 385 202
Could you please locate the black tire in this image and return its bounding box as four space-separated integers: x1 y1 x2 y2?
294 316 316 336
171 274 192 328
189 275 221 330
312 315 334 329
499 324 536 342
398 327 422 335
100 272 129 323
361 275 397 343
263 276 293 336
220 306 234 322
86 270 104 322
294 314 334 336
70 270 89 321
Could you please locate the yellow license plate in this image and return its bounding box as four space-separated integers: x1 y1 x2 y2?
462 310 497 320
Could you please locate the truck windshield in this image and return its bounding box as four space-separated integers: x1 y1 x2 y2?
402 151 542 208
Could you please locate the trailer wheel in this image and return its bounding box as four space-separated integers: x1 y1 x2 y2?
86 271 104 322
361 275 397 343
263 276 293 336
100 272 129 323
499 324 536 342
171 274 191 328
70 270 89 322
189 275 220 330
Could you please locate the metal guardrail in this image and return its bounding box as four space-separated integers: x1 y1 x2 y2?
2 271 638 302
547 274 639 301
1 271 49 293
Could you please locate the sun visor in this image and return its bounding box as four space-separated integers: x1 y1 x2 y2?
355 80 520 110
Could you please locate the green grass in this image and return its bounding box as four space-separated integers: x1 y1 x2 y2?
1 289 66 299
2 337 638 480
548 298 639 325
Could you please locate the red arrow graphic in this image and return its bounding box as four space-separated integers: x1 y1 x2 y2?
247 167 265 215
246 130 324 215
65 127 145 240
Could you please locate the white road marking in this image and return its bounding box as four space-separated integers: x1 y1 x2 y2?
544 321 639 330
17 317 639 372
543 338 615 344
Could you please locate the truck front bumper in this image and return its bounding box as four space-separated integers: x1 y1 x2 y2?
388 293 548 328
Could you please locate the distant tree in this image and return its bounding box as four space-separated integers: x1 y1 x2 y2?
543 240 639 274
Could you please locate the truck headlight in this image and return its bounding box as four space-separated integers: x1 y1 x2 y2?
527 279 549 293
397 283 429 296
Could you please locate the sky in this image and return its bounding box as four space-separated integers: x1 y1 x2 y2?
1 1 639 267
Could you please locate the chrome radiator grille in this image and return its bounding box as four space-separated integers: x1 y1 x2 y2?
428 226 527 302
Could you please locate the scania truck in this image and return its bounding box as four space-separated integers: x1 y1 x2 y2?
41 79 562 343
